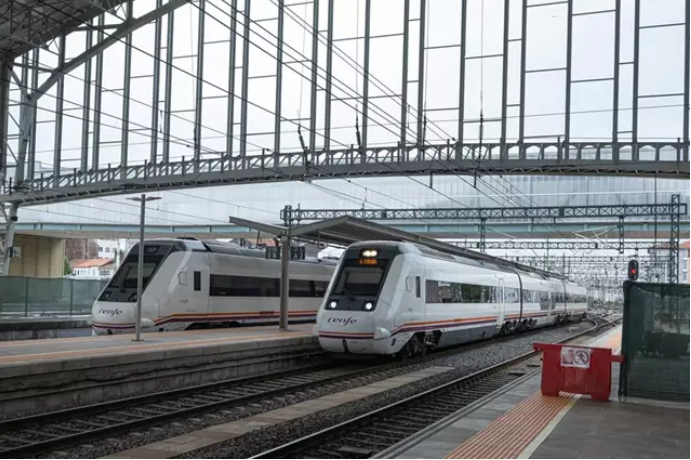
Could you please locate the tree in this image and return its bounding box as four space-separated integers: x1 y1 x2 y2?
63 258 73 276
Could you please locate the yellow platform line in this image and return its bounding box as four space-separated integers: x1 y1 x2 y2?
445 392 577 459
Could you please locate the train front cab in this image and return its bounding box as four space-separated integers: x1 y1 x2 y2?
317 244 402 355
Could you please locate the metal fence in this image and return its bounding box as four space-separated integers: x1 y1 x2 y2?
619 281 690 402
0 277 108 317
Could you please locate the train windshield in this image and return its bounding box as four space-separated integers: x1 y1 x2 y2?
332 266 385 297
106 254 165 291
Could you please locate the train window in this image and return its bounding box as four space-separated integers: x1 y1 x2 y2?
426 280 497 304
290 279 312 297
333 266 385 297
522 290 533 303
193 271 201 291
313 281 329 298
210 275 273 297
461 284 482 302
415 277 421 298
209 274 329 298
425 280 440 303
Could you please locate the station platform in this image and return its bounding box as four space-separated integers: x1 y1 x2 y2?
0 315 92 341
386 326 690 459
0 325 318 415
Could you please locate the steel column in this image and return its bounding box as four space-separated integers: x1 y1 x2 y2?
683 0 690 162
121 0 134 178
612 0 621 162
457 0 467 155
274 0 284 158
323 0 334 152
81 21 93 172
632 0 640 149
92 14 105 169
416 0 426 145
28 48 38 181
0 62 11 179
227 0 238 158
53 36 66 180
17 54 29 181
618 216 624 254
399 0 410 149
564 0 573 157
669 194 680 283
150 0 163 164
308 0 320 151
194 0 205 167
479 218 487 252
239 0 251 157
518 0 528 146
135 195 146 341
27 48 40 183
1 203 18 276
162 10 175 163
279 232 290 330
499 0 510 154
361 0 371 151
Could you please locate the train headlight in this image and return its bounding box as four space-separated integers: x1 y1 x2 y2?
328 301 338 309
361 249 378 258
363 302 374 311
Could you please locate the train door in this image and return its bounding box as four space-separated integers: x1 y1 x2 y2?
396 264 424 329
180 254 210 316
497 278 506 327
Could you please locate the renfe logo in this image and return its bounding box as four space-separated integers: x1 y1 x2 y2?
99 309 123 316
327 317 357 326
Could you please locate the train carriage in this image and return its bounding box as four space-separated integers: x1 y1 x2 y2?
317 241 587 356
92 239 335 335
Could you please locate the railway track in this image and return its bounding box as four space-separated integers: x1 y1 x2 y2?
253 320 616 459
0 362 384 458
0 319 608 458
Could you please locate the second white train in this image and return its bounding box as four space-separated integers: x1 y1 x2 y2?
317 241 587 356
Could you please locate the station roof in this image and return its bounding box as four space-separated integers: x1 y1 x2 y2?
228 215 563 279
0 0 126 58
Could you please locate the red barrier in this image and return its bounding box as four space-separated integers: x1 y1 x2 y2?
533 342 624 401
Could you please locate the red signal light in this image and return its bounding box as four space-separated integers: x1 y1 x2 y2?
627 260 639 281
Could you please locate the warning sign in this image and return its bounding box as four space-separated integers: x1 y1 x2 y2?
560 347 591 369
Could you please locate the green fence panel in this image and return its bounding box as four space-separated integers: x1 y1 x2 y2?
0 277 108 317
26 278 72 315
72 279 108 315
0 277 29 315
620 281 690 402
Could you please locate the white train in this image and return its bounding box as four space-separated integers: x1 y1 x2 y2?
317 241 588 356
91 239 335 335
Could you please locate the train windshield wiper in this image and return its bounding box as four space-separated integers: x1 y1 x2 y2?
341 285 355 300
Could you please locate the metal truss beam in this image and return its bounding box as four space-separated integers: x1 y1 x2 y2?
506 256 663 264
283 201 688 223
2 141 688 205
451 241 658 251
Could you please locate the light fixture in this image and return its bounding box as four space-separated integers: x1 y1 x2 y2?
329 301 338 309
361 249 378 258
363 302 374 311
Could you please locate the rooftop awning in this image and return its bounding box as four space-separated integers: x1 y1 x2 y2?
228 215 563 279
